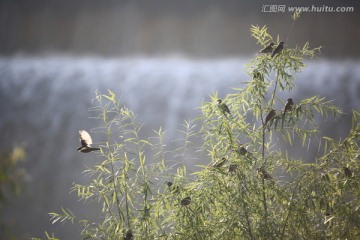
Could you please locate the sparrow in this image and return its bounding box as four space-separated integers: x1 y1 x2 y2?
344 167 352 178
257 168 273 180
165 181 180 193
260 42 274 54
77 130 100 153
217 99 231 117
233 145 249 156
321 173 330 182
264 109 276 125
272 41 285 58
283 98 294 117
124 229 133 240
181 196 191 206
166 181 173 187
212 157 227 168
228 164 238 174
252 70 263 80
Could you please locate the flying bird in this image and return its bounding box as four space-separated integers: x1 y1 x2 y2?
260 42 274 54
272 41 285 58
77 130 100 153
283 98 294 117
217 99 231 117
264 109 276 125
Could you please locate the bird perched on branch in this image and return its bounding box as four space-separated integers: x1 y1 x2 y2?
217 99 232 118
181 196 191 206
77 130 100 153
124 230 133 240
233 144 256 165
252 69 263 80
228 164 238 174
344 167 352 178
283 98 294 117
272 41 285 58
212 157 227 168
234 145 249 156
165 181 180 194
257 167 273 180
264 109 276 125
259 42 274 54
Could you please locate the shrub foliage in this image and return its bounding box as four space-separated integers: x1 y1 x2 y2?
35 17 360 240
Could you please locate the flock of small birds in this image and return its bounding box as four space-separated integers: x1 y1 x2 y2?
216 41 291 126
217 97 294 126
212 41 354 187
214 42 295 181
75 41 354 226
75 42 292 213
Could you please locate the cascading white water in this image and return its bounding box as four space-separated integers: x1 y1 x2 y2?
0 55 359 239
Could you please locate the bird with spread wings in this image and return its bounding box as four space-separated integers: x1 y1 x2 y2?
77 130 100 153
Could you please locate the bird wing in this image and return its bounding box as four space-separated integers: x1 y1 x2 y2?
265 110 276 123
260 45 271 53
224 105 231 113
79 130 92 146
219 103 230 114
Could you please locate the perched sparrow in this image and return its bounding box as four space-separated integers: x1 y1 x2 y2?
233 144 250 157
260 42 274 54
165 181 180 193
264 109 276 125
283 98 294 117
77 130 100 153
252 70 263 80
321 173 330 182
181 196 191 206
271 41 285 58
217 99 231 117
228 164 238 174
212 157 227 168
257 168 273 180
124 229 133 240
344 167 352 178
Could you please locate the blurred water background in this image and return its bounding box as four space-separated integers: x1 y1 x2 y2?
0 0 359 239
